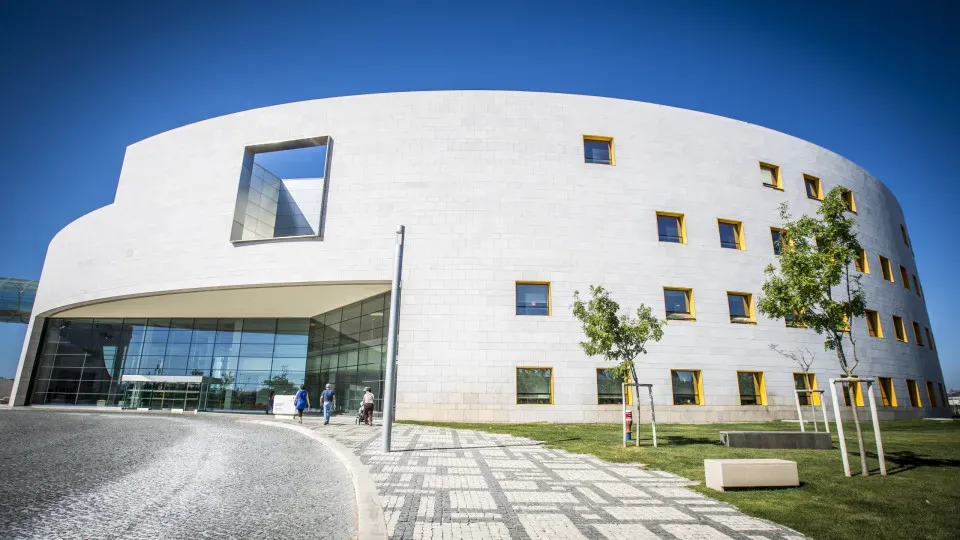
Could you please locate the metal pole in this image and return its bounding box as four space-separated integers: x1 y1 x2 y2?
382 225 405 453
866 381 887 476
830 379 851 477
648 385 657 448
819 391 831 434
621 383 627 448
794 389 805 433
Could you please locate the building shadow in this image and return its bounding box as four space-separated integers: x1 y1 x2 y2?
390 437 582 453
661 435 720 446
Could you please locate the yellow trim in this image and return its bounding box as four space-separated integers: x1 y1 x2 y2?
515 281 552 316
926 381 938 408
663 287 696 321
907 379 922 407
793 372 820 406
879 256 894 282
803 174 824 200
516 366 554 405
892 315 908 342
737 371 767 406
759 162 783 190
770 227 786 255
912 321 924 347
842 188 857 213
670 369 704 406
717 219 746 250
726 291 756 323
583 135 615 166
656 211 687 244
854 248 870 273
865 310 884 338
878 377 898 407
596 368 632 406
899 265 910 290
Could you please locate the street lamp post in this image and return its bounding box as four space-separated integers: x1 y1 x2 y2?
382 225 405 453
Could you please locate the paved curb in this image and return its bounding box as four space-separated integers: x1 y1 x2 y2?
249 419 388 540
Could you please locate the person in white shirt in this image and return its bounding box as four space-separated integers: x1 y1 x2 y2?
362 387 375 426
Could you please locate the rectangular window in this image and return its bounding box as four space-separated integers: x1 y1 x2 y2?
737 371 766 405
515 282 550 316
803 174 823 200
901 224 910 246
892 315 908 342
854 248 870 273
516 367 553 404
656 212 686 243
926 328 934 350
596 369 625 405
913 275 921 297
878 377 897 407
727 292 755 323
770 228 785 255
912 321 924 346
899 265 910 290
939 383 948 409
785 310 804 328
926 381 938 408
842 380 864 407
671 370 703 405
583 135 614 165
759 162 782 189
793 373 819 406
916 278 924 298
879 256 894 282
841 188 857 213
864 310 883 338
663 288 695 320
907 379 922 407
928 329 936 350
718 220 745 250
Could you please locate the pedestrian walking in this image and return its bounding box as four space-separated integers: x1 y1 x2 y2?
265 390 275 414
294 385 310 424
362 387 375 426
321 383 336 425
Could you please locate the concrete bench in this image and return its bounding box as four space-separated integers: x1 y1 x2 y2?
720 431 832 450
704 459 799 491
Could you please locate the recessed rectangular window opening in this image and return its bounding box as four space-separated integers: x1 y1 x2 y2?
656 212 686 243
926 381 938 408
596 368 627 405
842 380 864 407
663 288 695 321
892 315 908 342
899 265 910 290
879 256 894 282
854 248 870 273
803 174 823 200
794 373 819 406
878 377 897 407
759 162 782 189
785 310 805 328
913 275 921 297
516 282 550 316
926 327 934 350
901 224 910 246
939 383 948 409
727 292 755 323
865 310 883 338
907 379 922 407
671 370 703 405
737 371 766 405
841 188 857 213
583 135 614 165
517 367 553 404
231 136 330 242
770 228 785 255
912 321 924 347
718 220 745 250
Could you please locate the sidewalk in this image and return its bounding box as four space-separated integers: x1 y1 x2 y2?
305 416 804 540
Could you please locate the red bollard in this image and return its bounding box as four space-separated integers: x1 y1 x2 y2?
624 410 633 441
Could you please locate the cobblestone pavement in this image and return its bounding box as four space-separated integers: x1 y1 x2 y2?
310 417 805 540
0 410 355 540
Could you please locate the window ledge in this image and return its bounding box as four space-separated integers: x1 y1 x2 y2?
730 318 757 324
666 314 696 321
762 184 784 191
807 195 824 201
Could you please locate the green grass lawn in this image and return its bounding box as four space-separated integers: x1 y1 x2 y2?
402 419 960 540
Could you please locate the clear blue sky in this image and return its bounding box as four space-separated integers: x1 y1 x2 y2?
1 0 957 386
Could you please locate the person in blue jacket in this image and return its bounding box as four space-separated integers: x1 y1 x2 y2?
321 383 336 425
294 385 310 424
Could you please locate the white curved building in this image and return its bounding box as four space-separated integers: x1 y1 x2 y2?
10 91 947 422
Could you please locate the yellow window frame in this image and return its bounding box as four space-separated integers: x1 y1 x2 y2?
879 256 894 282
912 321 924 347
717 219 746 250
854 248 870 273
663 287 696 321
727 291 756 323
926 381 938 408
878 377 898 407
803 174 824 200
670 369 704 406
793 372 820 406
596 368 632 406
907 379 922 407
892 315 908 342
737 371 767 406
899 265 910 290
759 162 783 189
655 211 687 244
516 366 554 405
841 188 857 213
770 227 786 255
865 310 883 338
583 135 615 166
515 281 551 316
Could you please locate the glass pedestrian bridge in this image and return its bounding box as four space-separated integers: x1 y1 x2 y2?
0 278 37 324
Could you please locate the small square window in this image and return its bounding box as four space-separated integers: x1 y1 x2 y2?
841 188 857 213
892 315 908 342
770 228 785 255
901 224 910 246
759 163 782 189
517 367 553 404
879 256 894 282
926 381 938 408
878 377 897 407
907 379 922 407
865 310 883 338
737 371 766 405
913 321 924 347
596 369 626 405
671 370 703 405
718 220 745 250
516 282 550 316
727 292 754 323
656 212 686 243
899 265 910 290
663 288 695 320
793 373 819 406
583 136 614 165
803 174 823 200
854 248 870 273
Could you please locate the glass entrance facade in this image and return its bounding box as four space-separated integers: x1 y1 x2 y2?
27 292 390 413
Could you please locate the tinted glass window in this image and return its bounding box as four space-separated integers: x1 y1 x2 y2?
672 371 699 405
584 139 611 164
664 290 689 315
517 368 552 404
516 284 549 315
719 222 739 249
657 215 682 243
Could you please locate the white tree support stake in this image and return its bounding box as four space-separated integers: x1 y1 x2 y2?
793 388 830 434
828 377 886 477
621 383 657 448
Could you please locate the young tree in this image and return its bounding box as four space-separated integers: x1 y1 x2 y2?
758 186 870 475
572 285 666 403
769 344 820 430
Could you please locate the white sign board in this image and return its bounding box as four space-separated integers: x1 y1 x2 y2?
272 394 297 416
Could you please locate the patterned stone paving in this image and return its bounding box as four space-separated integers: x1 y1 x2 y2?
308 420 805 540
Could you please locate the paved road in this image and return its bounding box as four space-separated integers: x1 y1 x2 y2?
0 410 355 540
